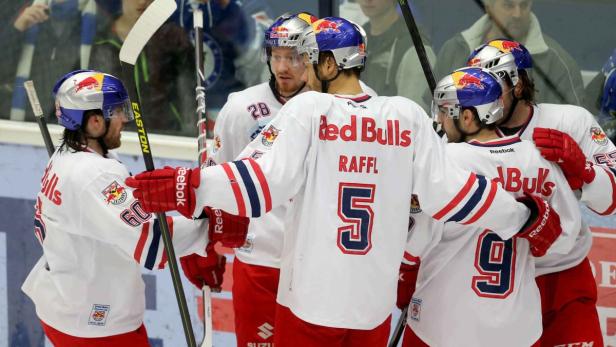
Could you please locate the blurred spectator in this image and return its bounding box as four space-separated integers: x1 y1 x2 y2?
585 49 616 142
358 0 435 109
7 0 97 121
339 0 368 26
90 0 195 135
433 0 585 106
171 0 272 110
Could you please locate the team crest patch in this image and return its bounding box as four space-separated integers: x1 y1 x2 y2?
213 135 222 153
410 298 422 322
88 304 110 326
410 194 422 213
261 125 280 147
237 233 255 254
590 127 608 146
102 181 127 205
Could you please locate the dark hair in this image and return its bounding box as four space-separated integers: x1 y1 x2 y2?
461 107 498 130
318 51 362 78
59 110 102 152
517 70 535 103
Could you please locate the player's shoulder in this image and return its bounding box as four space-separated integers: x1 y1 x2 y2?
536 103 594 123
283 90 330 109
380 95 429 119
60 150 129 181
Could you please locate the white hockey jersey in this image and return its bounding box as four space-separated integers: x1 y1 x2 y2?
497 104 616 275
22 149 209 337
194 91 532 329
404 137 581 347
211 81 376 268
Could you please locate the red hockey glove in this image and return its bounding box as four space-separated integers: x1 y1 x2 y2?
396 262 420 310
180 246 226 291
204 207 249 248
533 127 596 190
516 193 562 257
125 166 200 219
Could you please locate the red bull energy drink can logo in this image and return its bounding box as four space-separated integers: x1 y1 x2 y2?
489 40 522 53
452 71 485 90
313 19 340 33
74 73 104 93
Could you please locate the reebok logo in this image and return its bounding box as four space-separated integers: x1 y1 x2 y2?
176 167 188 207
257 322 274 340
212 209 224 234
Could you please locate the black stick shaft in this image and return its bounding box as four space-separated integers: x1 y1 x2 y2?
396 0 436 93
121 63 197 347
36 117 55 157
388 307 409 347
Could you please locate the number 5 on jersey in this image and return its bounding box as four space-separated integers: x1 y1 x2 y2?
337 183 376 255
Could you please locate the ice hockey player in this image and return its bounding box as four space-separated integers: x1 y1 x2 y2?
468 39 616 346
21 70 248 346
207 12 318 347
397 67 581 347
125 19 563 347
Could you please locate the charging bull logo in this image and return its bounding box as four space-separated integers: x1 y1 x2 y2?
489 40 522 53
74 73 104 93
452 71 485 90
102 181 127 205
313 19 340 33
270 26 289 39
590 127 608 146
261 125 280 147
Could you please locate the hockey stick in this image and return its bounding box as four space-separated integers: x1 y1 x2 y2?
388 306 408 347
396 0 436 93
24 80 55 157
189 2 214 346
119 1 197 346
390 5 430 345
470 0 568 104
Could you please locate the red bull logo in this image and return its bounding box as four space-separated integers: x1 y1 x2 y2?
270 26 289 39
467 57 482 67
452 71 485 90
489 40 522 53
313 19 340 33
590 127 608 146
102 181 127 205
261 125 280 147
74 76 100 93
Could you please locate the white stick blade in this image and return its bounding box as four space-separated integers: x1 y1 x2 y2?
119 0 177 64
23 80 44 118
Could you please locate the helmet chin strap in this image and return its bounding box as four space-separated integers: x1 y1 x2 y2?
313 63 341 94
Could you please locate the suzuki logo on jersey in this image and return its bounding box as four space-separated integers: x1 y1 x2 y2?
493 166 555 196
256 322 274 339
41 164 62 205
319 115 412 147
176 167 189 207
102 181 127 205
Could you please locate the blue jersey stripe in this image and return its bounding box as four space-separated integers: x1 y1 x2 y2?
144 219 162 270
448 175 488 223
234 160 261 217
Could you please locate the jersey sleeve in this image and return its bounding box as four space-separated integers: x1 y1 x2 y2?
542 161 582 254
196 96 313 217
77 166 209 270
403 212 439 266
581 164 616 215
571 107 616 214
408 103 530 240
